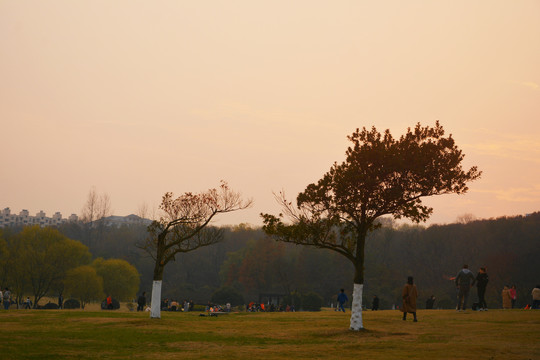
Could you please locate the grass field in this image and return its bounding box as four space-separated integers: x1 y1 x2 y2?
0 307 539 359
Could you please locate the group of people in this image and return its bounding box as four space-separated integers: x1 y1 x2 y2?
501 285 517 309
135 292 195 312
333 264 540 322
247 302 295 312
163 298 193 312
455 265 539 310
454 264 487 311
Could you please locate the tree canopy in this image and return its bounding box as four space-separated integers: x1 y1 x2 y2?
261 122 481 329
141 181 252 318
92 258 140 301
5 226 92 306
64 265 104 308
141 181 252 281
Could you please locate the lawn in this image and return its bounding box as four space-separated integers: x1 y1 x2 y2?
0 308 538 359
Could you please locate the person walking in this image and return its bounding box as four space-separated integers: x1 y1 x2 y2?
401 276 418 322
476 267 489 311
502 286 512 309
24 297 32 309
336 289 348 312
455 264 476 311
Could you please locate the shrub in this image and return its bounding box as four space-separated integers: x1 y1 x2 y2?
283 292 302 309
63 299 81 309
301 292 323 311
211 286 244 306
43 302 59 309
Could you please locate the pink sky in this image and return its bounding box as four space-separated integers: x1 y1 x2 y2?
1 0 539 226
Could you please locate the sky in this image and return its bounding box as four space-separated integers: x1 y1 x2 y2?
1 0 539 227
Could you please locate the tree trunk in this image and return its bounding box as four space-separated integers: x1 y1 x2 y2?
350 231 366 330
150 232 167 319
150 254 165 318
150 280 162 318
350 283 364 330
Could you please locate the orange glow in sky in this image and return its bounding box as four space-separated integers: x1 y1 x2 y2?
1 0 539 226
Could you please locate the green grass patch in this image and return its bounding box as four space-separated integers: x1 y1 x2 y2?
0 309 538 359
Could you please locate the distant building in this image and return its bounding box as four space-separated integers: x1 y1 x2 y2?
0 207 78 228
0 207 151 229
101 214 152 227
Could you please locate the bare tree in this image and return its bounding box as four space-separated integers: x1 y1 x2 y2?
80 187 99 224
456 213 477 224
96 193 112 221
80 187 112 224
137 202 149 220
140 181 252 318
80 187 112 246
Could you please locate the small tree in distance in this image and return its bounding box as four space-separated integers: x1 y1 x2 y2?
141 181 252 318
261 122 481 330
92 258 140 301
64 265 104 309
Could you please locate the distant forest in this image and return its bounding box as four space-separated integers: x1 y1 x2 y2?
39 212 540 309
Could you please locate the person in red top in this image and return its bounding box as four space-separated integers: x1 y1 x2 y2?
106 295 113 310
509 285 517 309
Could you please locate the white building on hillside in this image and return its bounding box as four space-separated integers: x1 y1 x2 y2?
0 208 78 228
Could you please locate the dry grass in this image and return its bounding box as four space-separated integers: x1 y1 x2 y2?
0 308 539 359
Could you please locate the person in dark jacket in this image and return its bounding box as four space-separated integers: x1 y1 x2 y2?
337 289 348 312
455 264 476 311
137 292 146 312
476 267 489 311
371 295 379 311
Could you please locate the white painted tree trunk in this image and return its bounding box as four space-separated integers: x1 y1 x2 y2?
150 280 162 319
349 283 364 330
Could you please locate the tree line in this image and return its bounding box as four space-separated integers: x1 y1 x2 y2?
15 211 532 311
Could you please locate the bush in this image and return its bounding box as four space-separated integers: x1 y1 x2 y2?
63 299 81 309
301 292 323 311
283 292 302 309
210 286 244 306
43 302 59 309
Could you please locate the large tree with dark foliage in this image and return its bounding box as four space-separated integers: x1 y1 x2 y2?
141 181 251 318
261 122 481 330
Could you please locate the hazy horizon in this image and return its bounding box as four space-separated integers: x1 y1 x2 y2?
1 1 539 227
